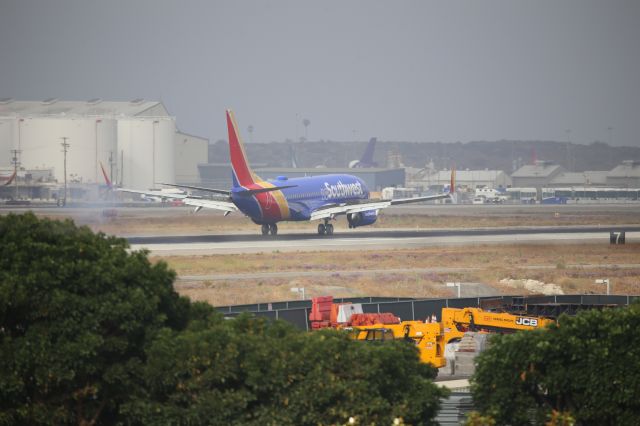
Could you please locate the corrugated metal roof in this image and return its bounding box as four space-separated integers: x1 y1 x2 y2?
608 161 640 178
428 170 506 181
550 171 608 185
0 99 168 118
512 163 563 178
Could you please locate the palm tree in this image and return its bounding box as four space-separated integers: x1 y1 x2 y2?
247 125 254 143
302 119 310 141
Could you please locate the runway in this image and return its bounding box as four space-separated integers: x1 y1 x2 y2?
128 225 640 255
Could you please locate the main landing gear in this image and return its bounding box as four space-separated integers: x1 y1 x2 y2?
261 223 278 236
317 219 334 236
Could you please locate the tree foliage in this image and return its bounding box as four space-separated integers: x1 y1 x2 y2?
1 213 447 425
0 213 190 425
470 304 640 425
122 313 447 425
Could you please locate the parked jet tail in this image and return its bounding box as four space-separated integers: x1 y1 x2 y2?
99 162 113 189
227 109 260 188
360 137 377 165
1 170 16 186
349 138 379 168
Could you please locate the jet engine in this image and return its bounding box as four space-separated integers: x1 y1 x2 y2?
347 210 378 228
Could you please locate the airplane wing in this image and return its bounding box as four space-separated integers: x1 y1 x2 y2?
182 197 238 213
310 192 452 221
116 188 189 200
156 182 231 196
115 188 238 213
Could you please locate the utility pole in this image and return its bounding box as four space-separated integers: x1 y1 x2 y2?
95 119 101 182
61 137 70 206
152 120 159 188
10 149 21 200
108 150 115 185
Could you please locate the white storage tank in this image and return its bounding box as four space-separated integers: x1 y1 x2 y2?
16 117 117 184
118 117 175 189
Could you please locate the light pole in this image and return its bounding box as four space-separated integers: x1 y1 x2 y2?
596 279 610 295
565 129 572 171
446 282 461 298
152 120 159 188
10 148 21 200
290 287 306 300
61 137 70 206
95 119 102 182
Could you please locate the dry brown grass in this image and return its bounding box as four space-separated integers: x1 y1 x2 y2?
157 243 640 306
158 244 640 275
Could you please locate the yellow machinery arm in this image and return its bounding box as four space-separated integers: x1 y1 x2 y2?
441 307 555 339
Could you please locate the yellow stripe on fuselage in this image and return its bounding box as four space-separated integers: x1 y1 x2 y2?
255 180 290 220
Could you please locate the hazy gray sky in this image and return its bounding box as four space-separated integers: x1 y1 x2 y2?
1 1 639 146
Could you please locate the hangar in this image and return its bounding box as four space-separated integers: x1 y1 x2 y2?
0 98 206 200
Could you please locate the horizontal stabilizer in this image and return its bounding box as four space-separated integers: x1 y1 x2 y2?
236 185 297 196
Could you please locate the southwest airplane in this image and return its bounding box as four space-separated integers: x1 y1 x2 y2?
116 110 455 236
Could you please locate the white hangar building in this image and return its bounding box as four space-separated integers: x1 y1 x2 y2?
0 98 206 195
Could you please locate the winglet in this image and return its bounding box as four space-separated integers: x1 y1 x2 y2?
100 161 112 189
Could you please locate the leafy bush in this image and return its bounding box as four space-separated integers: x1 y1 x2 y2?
471 304 640 424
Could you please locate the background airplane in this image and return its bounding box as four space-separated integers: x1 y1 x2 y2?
117 110 455 236
1 171 17 186
348 137 378 168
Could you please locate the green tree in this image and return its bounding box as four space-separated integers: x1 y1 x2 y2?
0 213 190 425
1 213 447 425
471 304 640 425
122 313 448 425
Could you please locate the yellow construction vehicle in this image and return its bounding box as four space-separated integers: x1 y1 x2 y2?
345 321 447 367
344 307 556 367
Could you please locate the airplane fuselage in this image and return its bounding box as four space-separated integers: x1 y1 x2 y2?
231 174 369 224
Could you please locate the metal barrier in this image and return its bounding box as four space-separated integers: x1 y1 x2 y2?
218 294 638 330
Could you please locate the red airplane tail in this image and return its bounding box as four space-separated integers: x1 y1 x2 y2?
99 162 112 189
1 170 17 186
226 109 259 188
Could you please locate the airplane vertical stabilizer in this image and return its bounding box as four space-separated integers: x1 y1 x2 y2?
360 137 377 164
226 109 259 187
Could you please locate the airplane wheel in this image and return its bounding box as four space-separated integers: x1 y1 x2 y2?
270 224 278 235
326 224 334 235
318 224 326 235
261 224 269 235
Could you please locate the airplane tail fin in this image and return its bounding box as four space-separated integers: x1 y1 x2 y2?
360 137 377 164
449 165 457 203
100 161 113 189
2 170 17 186
449 165 456 195
226 109 259 188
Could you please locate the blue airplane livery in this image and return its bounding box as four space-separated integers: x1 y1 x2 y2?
117 110 455 236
